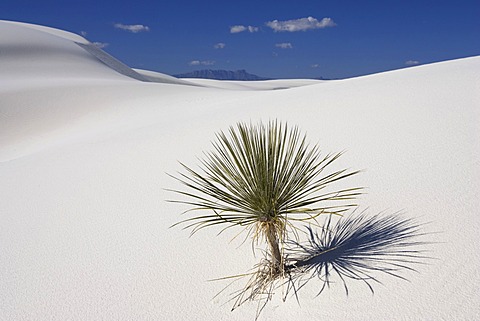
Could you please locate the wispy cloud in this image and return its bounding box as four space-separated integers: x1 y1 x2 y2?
230 25 246 33
189 60 215 66
405 60 420 66
114 23 150 33
311 64 320 68
93 42 109 49
230 25 259 33
81 31 108 49
214 42 226 49
266 16 336 32
275 42 293 49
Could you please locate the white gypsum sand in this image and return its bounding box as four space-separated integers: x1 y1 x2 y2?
1 20 479 320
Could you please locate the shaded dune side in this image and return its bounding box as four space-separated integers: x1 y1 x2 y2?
75 42 196 86
75 43 151 82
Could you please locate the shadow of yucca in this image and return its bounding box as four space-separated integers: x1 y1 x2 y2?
222 210 432 320
283 209 431 298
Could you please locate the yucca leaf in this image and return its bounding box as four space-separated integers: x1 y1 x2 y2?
168 120 362 260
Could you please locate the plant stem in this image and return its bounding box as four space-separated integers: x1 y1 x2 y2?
265 224 282 273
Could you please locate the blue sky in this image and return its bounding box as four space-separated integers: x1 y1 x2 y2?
2 0 479 78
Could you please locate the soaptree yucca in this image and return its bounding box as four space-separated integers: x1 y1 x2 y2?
170 120 362 276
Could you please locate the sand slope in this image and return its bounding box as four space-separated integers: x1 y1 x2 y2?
1 20 479 320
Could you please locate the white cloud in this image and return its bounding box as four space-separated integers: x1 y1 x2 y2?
230 25 246 33
93 42 109 49
266 16 336 32
230 25 259 33
189 60 215 66
214 42 226 49
405 60 420 66
275 42 293 49
80 31 87 37
114 23 150 33
311 64 320 68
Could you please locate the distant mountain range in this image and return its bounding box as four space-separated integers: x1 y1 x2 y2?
173 69 269 81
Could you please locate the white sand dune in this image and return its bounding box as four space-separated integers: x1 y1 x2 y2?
178 78 324 90
1 20 479 320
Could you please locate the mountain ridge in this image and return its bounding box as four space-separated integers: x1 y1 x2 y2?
173 69 269 81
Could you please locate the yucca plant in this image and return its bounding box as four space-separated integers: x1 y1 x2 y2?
169 120 362 276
